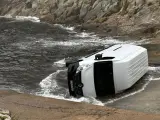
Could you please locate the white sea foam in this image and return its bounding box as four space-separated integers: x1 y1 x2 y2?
104 79 151 104
37 26 150 47
38 69 104 106
36 92 104 106
37 64 160 106
41 39 148 47
10 23 149 48
75 32 96 38
150 77 160 81
39 37 149 48
148 66 160 71
15 16 40 22
0 15 40 22
53 59 66 68
0 15 12 18
14 37 149 49
148 66 157 71
41 40 81 47
39 70 60 90
36 87 104 106
147 66 160 81
54 24 75 31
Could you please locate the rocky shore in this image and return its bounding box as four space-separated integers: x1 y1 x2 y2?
1 0 160 39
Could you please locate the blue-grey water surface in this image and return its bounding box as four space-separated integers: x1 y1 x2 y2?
0 16 160 105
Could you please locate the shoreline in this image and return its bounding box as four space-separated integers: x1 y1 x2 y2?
1 90 160 120
1 0 160 118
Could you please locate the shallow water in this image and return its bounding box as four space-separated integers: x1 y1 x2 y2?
0 16 159 106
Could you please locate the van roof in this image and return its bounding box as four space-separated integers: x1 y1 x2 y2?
82 44 146 61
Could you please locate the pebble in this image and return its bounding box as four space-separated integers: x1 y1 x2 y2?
0 109 11 120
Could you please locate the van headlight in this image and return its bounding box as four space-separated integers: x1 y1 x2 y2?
76 64 90 73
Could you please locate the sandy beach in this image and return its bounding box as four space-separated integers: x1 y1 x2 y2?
0 90 160 120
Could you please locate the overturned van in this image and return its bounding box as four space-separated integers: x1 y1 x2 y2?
67 44 148 97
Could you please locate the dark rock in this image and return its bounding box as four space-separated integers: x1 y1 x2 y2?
65 15 80 23
26 0 32 9
40 14 55 24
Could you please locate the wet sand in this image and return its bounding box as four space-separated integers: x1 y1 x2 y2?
1 90 160 120
142 43 160 64
107 80 160 114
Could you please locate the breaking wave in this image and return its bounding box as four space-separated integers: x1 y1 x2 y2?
37 69 104 106
54 24 75 32
37 65 160 106
36 36 150 48
0 15 40 22
15 16 40 22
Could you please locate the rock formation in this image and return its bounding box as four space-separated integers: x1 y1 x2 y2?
0 0 160 38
